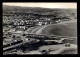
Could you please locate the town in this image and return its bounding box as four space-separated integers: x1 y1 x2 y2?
3 5 77 54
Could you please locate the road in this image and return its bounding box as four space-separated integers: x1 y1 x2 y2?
39 44 77 54
49 44 77 54
3 42 23 51
3 20 77 54
24 20 77 54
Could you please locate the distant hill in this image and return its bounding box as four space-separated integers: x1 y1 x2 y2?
3 5 77 21
3 5 77 15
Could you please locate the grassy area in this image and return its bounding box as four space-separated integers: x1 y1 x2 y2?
41 22 77 37
39 21 77 44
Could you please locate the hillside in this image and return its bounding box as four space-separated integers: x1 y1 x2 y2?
3 5 77 19
40 21 77 37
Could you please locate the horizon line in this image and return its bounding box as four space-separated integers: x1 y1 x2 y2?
3 5 77 9
3 3 77 9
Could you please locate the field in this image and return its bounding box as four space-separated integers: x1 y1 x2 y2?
41 21 77 37
39 21 77 44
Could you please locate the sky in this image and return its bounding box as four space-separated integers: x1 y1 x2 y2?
3 2 77 9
